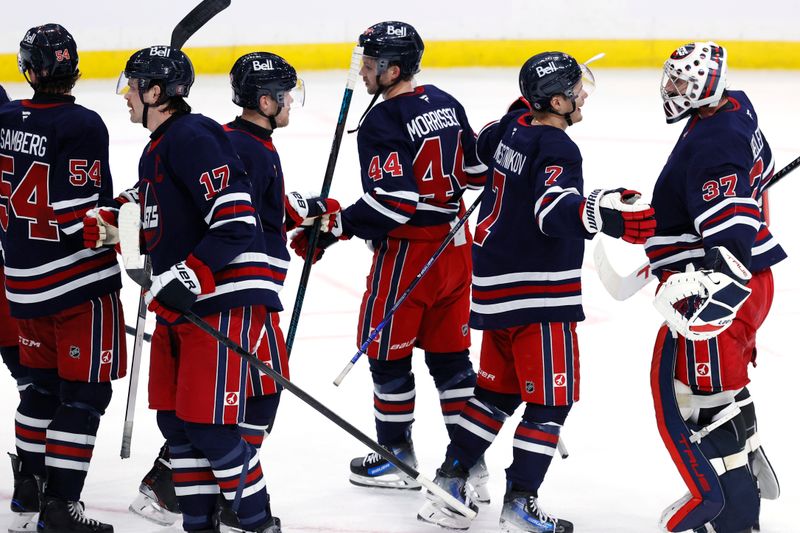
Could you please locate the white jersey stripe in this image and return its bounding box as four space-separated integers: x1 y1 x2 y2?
473 269 581 286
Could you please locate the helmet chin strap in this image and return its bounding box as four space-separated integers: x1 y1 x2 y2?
348 69 402 134
257 107 278 130
551 99 577 127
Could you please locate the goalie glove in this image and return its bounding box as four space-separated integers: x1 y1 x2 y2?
285 191 341 230
82 207 119 249
145 255 216 322
653 246 752 341
582 188 656 244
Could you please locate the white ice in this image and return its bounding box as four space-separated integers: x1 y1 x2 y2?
0 67 798 532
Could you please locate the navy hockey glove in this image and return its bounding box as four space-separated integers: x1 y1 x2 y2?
145 255 216 322
582 188 656 244
82 207 119 249
285 192 341 231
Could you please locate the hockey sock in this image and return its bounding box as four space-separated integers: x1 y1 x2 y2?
368 357 415 446
1 345 32 395
15 369 60 478
45 381 111 501
735 387 757 445
158 411 218 530
185 422 271 531
505 403 571 494
425 351 476 438
445 386 520 470
239 393 281 449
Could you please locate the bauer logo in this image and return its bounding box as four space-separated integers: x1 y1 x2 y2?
386 25 408 37
149 46 171 57
252 60 274 71
536 61 563 78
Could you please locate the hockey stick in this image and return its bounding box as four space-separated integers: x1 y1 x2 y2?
333 192 484 386
170 0 232 49
125 324 152 343
284 46 364 356
120 257 151 459
595 153 800 300
119 0 231 459
116 203 477 520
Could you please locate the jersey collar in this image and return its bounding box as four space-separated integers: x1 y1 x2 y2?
230 116 273 140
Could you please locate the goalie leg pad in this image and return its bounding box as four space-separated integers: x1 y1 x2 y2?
652 327 724 532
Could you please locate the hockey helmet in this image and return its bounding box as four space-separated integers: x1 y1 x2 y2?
358 21 424 77
230 52 304 110
117 46 194 103
661 41 727 124
18 23 79 82
519 52 594 113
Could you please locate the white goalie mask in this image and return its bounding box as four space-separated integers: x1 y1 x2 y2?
661 41 727 124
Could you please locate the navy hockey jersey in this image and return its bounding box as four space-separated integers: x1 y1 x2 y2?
645 90 786 277
0 86 8 106
223 117 290 312
137 113 272 320
470 111 593 330
0 94 121 318
342 85 486 241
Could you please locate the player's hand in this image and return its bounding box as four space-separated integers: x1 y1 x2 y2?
290 228 342 264
582 188 656 244
285 192 341 230
145 255 215 322
82 207 119 249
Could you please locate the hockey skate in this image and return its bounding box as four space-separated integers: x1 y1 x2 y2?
8 453 42 532
466 456 490 504
499 491 573 533
215 495 281 533
37 497 112 533
349 440 421 490
128 447 181 526
417 461 478 530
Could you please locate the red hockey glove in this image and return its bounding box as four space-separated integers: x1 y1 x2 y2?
83 208 119 249
582 188 656 244
145 255 215 322
284 191 341 230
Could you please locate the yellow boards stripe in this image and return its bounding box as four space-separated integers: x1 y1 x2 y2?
2 39 800 82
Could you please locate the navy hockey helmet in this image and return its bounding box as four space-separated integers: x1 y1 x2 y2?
230 52 304 109
358 21 424 77
18 23 79 82
118 45 194 103
519 52 588 113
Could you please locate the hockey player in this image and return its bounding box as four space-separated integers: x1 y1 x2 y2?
113 46 281 532
416 52 656 532
0 24 127 532
0 84 8 104
292 20 491 497
647 42 785 533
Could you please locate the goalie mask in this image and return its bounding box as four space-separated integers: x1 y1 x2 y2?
661 41 727 124
653 247 751 341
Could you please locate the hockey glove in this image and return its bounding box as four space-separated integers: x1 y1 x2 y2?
145 255 216 322
285 191 341 230
653 246 752 341
289 211 349 263
582 188 656 244
83 207 120 249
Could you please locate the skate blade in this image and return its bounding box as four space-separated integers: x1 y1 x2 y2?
128 493 181 526
8 512 37 533
417 501 472 531
349 473 422 490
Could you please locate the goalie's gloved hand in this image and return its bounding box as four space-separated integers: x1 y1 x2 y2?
82 207 119 249
582 188 656 244
284 191 341 230
145 255 215 322
653 246 752 341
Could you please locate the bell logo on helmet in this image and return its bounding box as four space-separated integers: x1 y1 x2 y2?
252 60 274 71
536 61 564 78
22 32 35 45
386 24 408 37
149 46 171 58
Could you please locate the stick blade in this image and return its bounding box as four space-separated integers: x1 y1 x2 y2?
170 0 232 49
593 238 653 301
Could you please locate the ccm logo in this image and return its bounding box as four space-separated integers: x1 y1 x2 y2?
252 60 274 71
